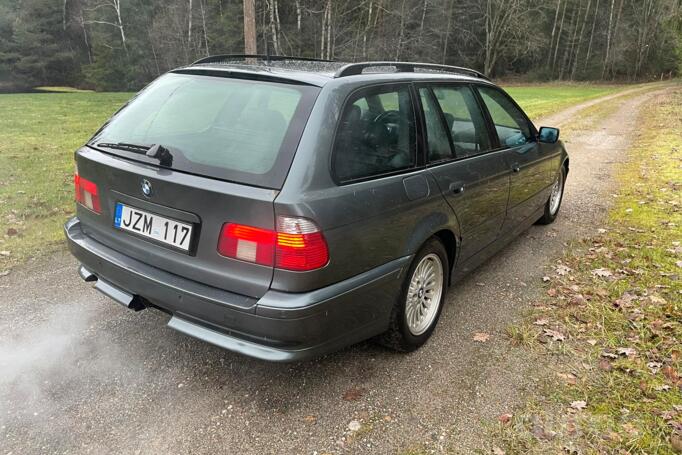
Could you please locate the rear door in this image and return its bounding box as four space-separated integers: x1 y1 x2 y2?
419 83 510 261
475 85 549 229
75 72 319 299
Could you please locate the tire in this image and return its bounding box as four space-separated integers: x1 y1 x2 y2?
378 238 448 352
537 166 566 225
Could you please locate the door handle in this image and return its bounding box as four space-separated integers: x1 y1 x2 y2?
449 182 465 194
511 164 521 173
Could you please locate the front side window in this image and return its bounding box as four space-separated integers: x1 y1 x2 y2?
431 85 491 158
477 86 533 148
333 85 416 182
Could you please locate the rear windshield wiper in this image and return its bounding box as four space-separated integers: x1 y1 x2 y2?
97 142 151 154
97 142 174 167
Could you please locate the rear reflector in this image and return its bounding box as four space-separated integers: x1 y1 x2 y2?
74 172 101 214
218 216 329 271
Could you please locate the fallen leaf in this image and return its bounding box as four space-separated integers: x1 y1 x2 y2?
570 400 587 411
533 318 549 326
592 268 613 278
492 447 505 455
547 288 558 297
543 328 565 342
557 372 577 385
617 347 637 357
473 332 490 342
586 339 598 346
601 351 618 359
0 251 10 257
555 264 572 276
648 362 663 374
347 420 362 432
655 384 671 392
6 228 17 236
498 413 513 424
303 415 317 424
342 387 366 401
598 359 612 371
672 429 682 453
542 276 551 282
663 366 679 382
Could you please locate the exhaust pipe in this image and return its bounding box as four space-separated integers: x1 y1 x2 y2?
78 265 146 311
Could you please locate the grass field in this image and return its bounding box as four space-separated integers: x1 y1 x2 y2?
0 84 630 271
497 89 682 454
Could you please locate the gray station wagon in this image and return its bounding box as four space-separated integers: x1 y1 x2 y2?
65 55 568 361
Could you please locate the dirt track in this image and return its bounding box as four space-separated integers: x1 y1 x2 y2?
0 86 672 454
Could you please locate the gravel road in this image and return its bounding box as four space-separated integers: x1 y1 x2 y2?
0 87 671 454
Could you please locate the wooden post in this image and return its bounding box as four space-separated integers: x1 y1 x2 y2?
244 0 257 54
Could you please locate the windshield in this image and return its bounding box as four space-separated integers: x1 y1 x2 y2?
90 73 319 188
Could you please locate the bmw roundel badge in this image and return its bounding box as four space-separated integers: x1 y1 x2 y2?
141 179 153 197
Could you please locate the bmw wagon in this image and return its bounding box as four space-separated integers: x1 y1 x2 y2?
65 56 568 361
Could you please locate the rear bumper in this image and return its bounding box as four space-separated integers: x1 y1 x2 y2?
65 217 409 361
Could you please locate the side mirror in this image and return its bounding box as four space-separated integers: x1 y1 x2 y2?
538 126 560 144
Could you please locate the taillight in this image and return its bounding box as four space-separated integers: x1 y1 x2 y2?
218 216 329 271
74 169 101 214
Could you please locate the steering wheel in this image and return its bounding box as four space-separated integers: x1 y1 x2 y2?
372 110 401 125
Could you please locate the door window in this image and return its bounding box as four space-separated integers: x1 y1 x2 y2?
418 88 453 161
477 86 533 148
333 85 416 182
430 85 492 158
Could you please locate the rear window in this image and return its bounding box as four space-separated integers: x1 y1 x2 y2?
90 73 319 188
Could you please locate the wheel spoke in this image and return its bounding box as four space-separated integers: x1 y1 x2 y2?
404 253 444 336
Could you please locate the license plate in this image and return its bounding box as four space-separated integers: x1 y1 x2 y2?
114 203 193 251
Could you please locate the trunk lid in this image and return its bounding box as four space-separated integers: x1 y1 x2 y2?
76 146 278 298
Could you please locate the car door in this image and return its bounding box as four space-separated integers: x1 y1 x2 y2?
418 83 511 262
475 85 550 230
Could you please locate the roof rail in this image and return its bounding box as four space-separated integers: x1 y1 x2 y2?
192 54 335 65
334 61 490 81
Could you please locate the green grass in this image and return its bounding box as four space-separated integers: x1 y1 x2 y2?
0 92 132 269
493 88 682 454
0 83 638 271
505 84 625 119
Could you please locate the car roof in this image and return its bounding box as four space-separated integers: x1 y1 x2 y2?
173 56 493 88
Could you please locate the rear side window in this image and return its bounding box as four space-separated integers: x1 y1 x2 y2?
477 86 533 148
90 73 319 189
431 85 491 158
333 85 416 182
418 88 453 162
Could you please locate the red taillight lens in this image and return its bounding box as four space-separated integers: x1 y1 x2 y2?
74 172 101 214
218 216 329 271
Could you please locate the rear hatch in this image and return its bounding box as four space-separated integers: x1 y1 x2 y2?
75 71 320 299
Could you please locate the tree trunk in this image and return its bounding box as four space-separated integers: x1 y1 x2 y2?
188 0 193 48
363 0 374 58
559 5 576 80
396 0 407 60
571 0 591 79
584 0 600 71
79 10 92 64
199 0 209 56
552 0 567 71
547 0 562 67
243 0 257 54
441 0 454 64
267 0 280 55
602 0 615 79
